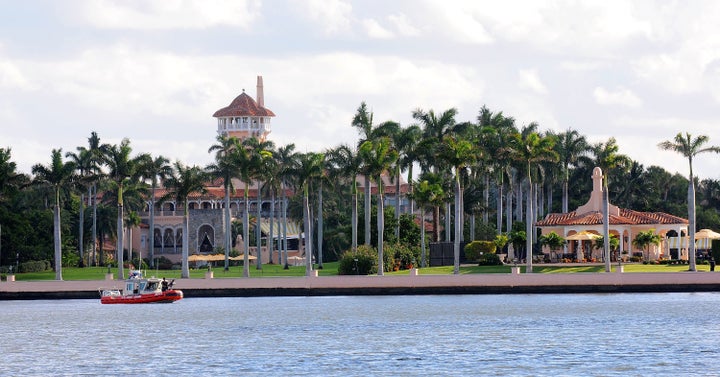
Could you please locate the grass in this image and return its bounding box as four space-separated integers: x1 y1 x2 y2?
4 261 713 281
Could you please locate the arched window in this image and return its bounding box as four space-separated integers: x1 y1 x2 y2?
198 224 215 253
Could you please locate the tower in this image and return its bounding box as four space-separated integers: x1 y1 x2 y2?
213 76 275 141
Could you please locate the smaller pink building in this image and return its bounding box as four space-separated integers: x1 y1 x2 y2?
536 167 688 262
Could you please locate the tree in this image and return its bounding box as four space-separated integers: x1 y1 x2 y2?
244 137 274 270
632 230 662 261
295 152 325 276
161 162 208 278
276 143 298 268
659 133 720 271
65 147 95 267
591 137 628 272
510 129 558 273
351 102 376 247
137 154 171 268
411 174 444 267
101 139 147 280
207 135 241 271
31 149 76 280
359 137 398 275
86 132 103 266
539 231 565 261
327 144 362 253
553 129 590 213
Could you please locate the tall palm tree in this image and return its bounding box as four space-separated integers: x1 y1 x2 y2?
359 137 398 276
351 102 376 246
65 146 94 267
414 107 458 241
553 128 590 213
295 152 325 276
162 162 208 278
87 132 103 266
440 135 477 274
136 154 171 268
591 137 628 272
100 139 142 280
276 143 298 268
32 149 76 280
658 133 720 271
510 130 558 273
327 144 362 252
411 174 445 267
244 137 274 270
207 135 241 271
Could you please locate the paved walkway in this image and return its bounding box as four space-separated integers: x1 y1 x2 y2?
2 270 720 299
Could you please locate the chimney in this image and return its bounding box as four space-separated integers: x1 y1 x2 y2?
256 76 264 108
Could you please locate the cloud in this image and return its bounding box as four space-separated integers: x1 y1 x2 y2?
387 13 420 37
293 0 353 35
76 0 262 30
593 87 642 108
362 19 393 39
518 69 547 95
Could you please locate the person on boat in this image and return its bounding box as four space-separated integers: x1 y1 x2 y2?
161 278 168 292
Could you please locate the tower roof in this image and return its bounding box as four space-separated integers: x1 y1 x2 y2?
212 92 275 118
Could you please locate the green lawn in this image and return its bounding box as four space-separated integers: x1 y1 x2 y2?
4 261 713 281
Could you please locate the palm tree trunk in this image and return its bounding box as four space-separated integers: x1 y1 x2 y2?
525 175 533 273
303 186 313 276
364 176 371 245
54 199 62 281
445 202 451 242
433 206 440 242
92 184 98 266
563 173 569 213
282 186 289 269
395 165 400 239
603 180 611 272
377 178 385 276
483 175 490 224
78 193 85 267
117 203 124 280
243 191 250 277
317 182 323 269
407 165 414 215
181 203 190 278
506 186 512 234
224 188 231 271
420 207 426 267
496 180 503 234
453 175 461 275
689 181 697 271
351 185 358 252
269 190 276 264
149 186 156 268
256 185 262 270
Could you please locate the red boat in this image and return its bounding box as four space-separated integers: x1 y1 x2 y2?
100 271 183 304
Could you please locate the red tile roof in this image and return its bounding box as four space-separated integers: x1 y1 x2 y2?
536 208 688 227
213 92 275 117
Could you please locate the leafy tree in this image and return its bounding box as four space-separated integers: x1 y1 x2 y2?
539 231 565 260
207 135 241 271
658 133 720 271
632 230 662 261
32 149 76 280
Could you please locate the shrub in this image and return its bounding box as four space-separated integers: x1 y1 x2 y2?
338 245 378 275
385 243 419 270
18 260 51 273
464 241 496 261
156 256 174 270
478 253 503 266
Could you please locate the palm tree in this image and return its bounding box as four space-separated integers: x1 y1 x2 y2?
276 144 298 268
295 152 325 276
100 139 142 280
510 130 558 273
244 137 274 270
207 135 241 271
439 135 477 274
327 144 362 253
411 174 445 267
359 137 398 275
65 147 94 267
591 138 628 272
136 154 171 268
351 102 376 246
658 133 720 271
552 128 590 213
413 107 458 242
31 149 76 280
87 132 103 266
162 162 208 278
632 230 662 262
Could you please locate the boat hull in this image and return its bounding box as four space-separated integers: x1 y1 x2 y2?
100 290 183 304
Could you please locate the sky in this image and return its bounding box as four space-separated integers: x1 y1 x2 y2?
1 0 720 181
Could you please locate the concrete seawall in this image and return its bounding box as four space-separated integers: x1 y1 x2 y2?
2 272 720 300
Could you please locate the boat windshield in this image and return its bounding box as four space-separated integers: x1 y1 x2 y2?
146 281 158 291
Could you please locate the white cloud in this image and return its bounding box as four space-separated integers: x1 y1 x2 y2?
593 87 642 108
387 13 420 37
293 0 353 35
518 69 547 95
362 19 393 39
77 0 261 30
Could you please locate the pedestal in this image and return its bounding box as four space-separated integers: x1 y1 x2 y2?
7 274 15 282
309 270 318 277
616 265 624 273
105 273 114 281
205 271 214 279
409 268 418 276
510 266 521 275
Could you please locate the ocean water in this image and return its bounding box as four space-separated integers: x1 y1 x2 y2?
1 293 719 376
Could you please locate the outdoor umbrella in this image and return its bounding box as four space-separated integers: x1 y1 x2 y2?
565 231 601 261
694 229 720 250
